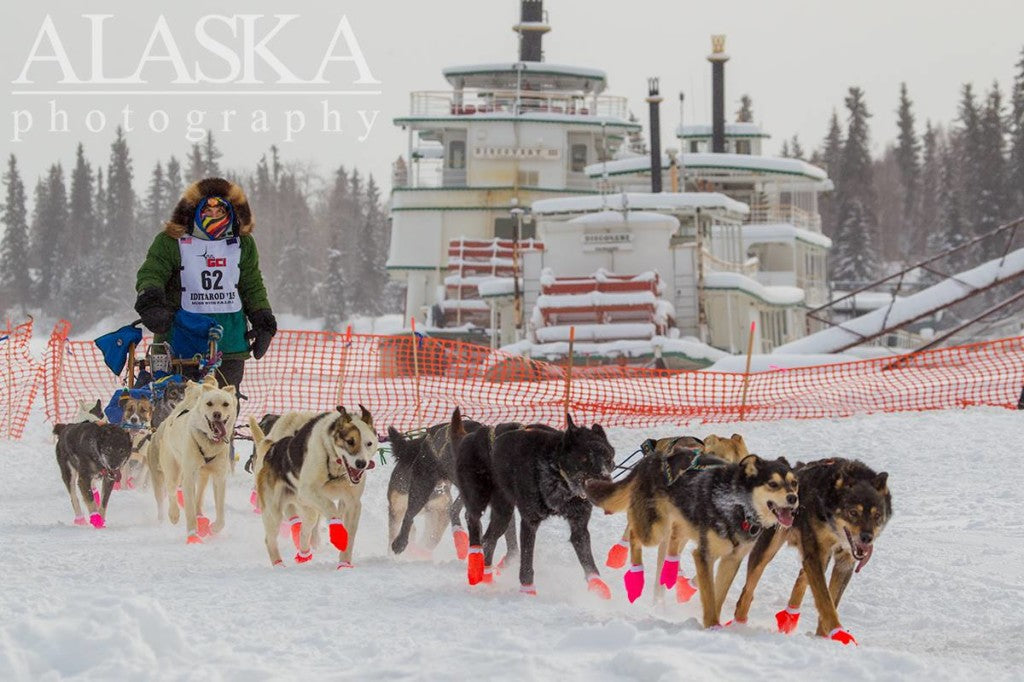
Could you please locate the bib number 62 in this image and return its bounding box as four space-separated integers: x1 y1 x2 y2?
200 270 224 290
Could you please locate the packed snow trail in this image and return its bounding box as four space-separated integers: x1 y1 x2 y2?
1 407 1022 680
774 247 1024 354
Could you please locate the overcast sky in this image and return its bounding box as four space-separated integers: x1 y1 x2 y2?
2 0 1023 207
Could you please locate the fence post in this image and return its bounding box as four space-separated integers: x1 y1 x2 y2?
4 317 11 439
337 325 352 407
411 318 421 427
739 321 756 421
563 326 575 427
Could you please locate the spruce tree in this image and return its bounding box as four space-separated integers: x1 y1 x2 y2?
918 122 941 255
789 135 804 160
203 131 222 177
359 175 389 316
832 198 879 286
65 144 98 323
817 110 844 237
977 82 1007 257
146 161 166 231
956 84 985 234
0 155 32 313
186 144 204 182
735 95 753 123
1010 46 1024 217
779 140 790 158
831 87 879 281
103 128 136 311
34 164 70 308
164 156 183 206
319 165 350 328
894 83 921 250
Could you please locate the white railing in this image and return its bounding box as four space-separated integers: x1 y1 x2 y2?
746 203 822 231
409 89 629 121
703 250 759 276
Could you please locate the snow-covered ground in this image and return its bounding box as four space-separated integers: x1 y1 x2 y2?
2 406 1021 680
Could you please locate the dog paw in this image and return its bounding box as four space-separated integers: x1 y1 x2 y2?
828 627 857 646
675 575 698 603
328 518 348 552
723 618 746 628
271 559 284 567
775 607 800 634
587 574 612 600
186 533 202 545
336 561 354 570
89 513 105 529
659 556 680 589
519 584 537 596
211 519 224 535
467 546 484 585
605 541 629 569
294 549 313 564
624 565 645 603
196 515 211 538
452 527 469 560
73 515 87 526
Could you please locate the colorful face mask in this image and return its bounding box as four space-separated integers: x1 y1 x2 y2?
192 196 235 240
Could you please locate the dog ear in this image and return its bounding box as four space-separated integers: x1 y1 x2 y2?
336 406 352 423
358 404 373 428
93 399 102 411
704 434 718 446
591 423 606 438
731 434 745 443
222 385 236 395
118 394 131 406
387 426 403 444
871 472 888 492
776 456 791 468
740 454 760 477
565 413 576 430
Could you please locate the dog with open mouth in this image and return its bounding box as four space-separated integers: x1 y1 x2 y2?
53 420 133 528
732 457 891 645
588 453 798 627
455 415 615 597
255 405 378 568
116 394 155 489
149 377 237 543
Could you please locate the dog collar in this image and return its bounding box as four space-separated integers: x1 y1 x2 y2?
196 442 217 465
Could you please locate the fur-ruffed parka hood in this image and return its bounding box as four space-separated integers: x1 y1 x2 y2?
163 177 254 238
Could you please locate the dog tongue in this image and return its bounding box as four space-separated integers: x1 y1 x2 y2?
776 507 794 527
212 421 226 440
854 544 873 573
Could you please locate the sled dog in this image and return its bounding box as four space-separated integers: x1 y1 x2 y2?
53 420 133 527
255 406 379 567
732 458 891 644
588 453 798 627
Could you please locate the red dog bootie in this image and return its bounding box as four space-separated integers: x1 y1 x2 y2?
249 489 260 514
73 515 87 526
176 488 184 508
829 627 858 646
196 515 211 538
89 513 105 529
775 607 800 634
659 555 680 589
723 618 746 627
481 566 494 584
186 533 202 545
467 546 485 585
113 481 121 491
452 526 470 560
624 565 645 603
289 516 303 550
295 549 313 564
587 573 611 600
328 518 348 551
676 575 698 603
606 541 629 569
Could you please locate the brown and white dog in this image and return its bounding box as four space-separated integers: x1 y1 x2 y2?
148 377 237 543
255 406 378 568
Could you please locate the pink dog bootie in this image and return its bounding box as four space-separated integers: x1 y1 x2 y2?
587 573 611 600
89 513 105 529
659 555 680 589
249 489 260 513
676 574 698 603
328 518 348 552
92 489 100 505
624 564 645 603
775 607 800 634
73 515 87 526
606 541 629 569
336 561 354 570
196 515 211 538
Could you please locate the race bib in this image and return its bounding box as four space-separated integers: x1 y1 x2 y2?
178 237 242 314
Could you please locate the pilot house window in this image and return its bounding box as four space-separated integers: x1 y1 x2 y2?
447 140 466 169
571 144 588 172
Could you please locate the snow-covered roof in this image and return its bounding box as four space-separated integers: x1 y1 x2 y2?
394 111 636 127
565 210 678 229
743 223 833 249
706 353 862 372
536 291 659 308
704 272 805 306
502 335 727 363
478 278 517 298
441 62 607 93
677 123 769 138
774 247 1024 354
531 192 749 217
535 323 656 343
830 290 904 312
585 153 829 182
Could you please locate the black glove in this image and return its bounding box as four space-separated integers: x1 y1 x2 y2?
135 287 175 335
247 308 277 360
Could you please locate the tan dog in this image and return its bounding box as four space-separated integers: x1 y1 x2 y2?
256 406 378 568
149 377 236 543
148 379 206 520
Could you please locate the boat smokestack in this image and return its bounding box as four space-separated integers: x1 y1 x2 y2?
515 0 549 62
647 78 663 193
708 35 729 154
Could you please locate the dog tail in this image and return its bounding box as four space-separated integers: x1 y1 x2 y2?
249 417 266 446
585 471 637 514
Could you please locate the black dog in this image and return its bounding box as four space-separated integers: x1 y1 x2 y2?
456 414 615 596
387 408 518 561
53 421 133 528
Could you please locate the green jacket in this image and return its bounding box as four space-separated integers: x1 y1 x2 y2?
135 232 270 359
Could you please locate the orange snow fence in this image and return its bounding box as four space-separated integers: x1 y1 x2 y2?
1 319 41 439
28 320 1023 438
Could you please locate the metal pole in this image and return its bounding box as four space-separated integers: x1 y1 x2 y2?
511 207 524 333
739 321 756 420
410 318 421 426
563 326 575 426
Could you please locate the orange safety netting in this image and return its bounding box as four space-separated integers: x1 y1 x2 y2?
1 319 40 439
34 320 1024 435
